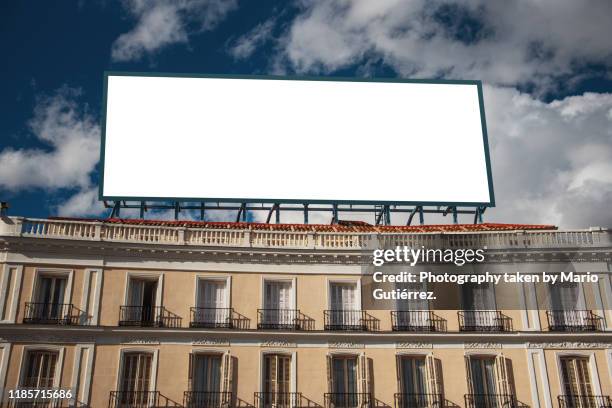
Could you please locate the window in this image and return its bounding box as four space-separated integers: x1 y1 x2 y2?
395 281 429 328
119 352 153 405
187 352 233 408
262 281 293 327
400 356 427 394
560 357 593 402
329 282 359 327
261 354 292 407
465 355 515 408
191 354 222 392
396 355 443 408
21 350 59 388
126 278 158 323
32 275 68 321
195 279 229 326
462 283 497 328
549 283 589 329
327 354 370 408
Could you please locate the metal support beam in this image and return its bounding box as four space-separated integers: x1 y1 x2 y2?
200 202 205 221
139 201 146 219
331 204 339 224
418 206 424 225
384 206 391 225
407 206 419 226
275 203 280 224
266 203 279 224
110 201 121 218
473 206 486 224
375 206 384 226
303 204 309 224
235 203 247 223
174 202 180 220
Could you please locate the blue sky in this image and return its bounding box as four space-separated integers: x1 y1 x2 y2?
1 0 612 227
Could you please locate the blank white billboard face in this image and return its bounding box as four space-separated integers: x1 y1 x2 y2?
101 75 493 205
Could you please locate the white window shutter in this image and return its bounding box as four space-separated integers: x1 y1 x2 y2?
464 356 474 395
495 354 509 396
221 352 233 395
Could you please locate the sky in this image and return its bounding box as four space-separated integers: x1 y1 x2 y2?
1 0 612 228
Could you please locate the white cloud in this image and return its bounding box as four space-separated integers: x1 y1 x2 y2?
112 0 238 62
228 19 275 60
278 0 612 92
0 88 100 191
57 187 106 217
482 87 612 228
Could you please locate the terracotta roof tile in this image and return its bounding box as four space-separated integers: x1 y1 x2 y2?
49 217 557 233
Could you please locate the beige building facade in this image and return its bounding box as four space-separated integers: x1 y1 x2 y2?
0 216 611 408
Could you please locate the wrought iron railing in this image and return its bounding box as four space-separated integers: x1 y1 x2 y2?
458 310 513 332
190 308 234 329
546 310 604 332
324 393 372 408
464 394 518 408
183 391 232 408
5 398 79 408
108 391 160 408
391 311 446 332
254 392 302 408
257 309 314 330
394 393 443 408
324 310 378 331
119 306 182 328
22 302 81 325
558 395 612 408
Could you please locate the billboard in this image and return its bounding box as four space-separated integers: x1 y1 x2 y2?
100 73 494 206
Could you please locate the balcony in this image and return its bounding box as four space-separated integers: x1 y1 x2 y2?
547 310 604 332
395 393 443 408
23 302 82 325
257 309 315 330
465 394 518 408
558 395 612 408
119 306 182 328
324 310 378 331
254 392 302 408
108 391 159 408
190 308 234 329
391 311 447 332
184 391 232 408
325 393 372 408
458 310 513 332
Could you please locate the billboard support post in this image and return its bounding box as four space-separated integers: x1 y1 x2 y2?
103 201 489 225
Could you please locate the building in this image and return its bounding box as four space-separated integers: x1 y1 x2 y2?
0 216 611 408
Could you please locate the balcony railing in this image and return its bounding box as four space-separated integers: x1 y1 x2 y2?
394 393 443 408
547 310 604 332
257 309 314 330
23 302 81 325
190 308 234 329
324 310 378 331
108 391 160 408
184 391 232 408
119 306 182 328
391 311 447 332
458 310 513 332
558 395 612 408
325 393 372 408
465 394 518 408
254 392 302 408
11 217 608 251
5 398 77 408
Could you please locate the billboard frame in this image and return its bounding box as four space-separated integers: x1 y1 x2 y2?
99 71 495 209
